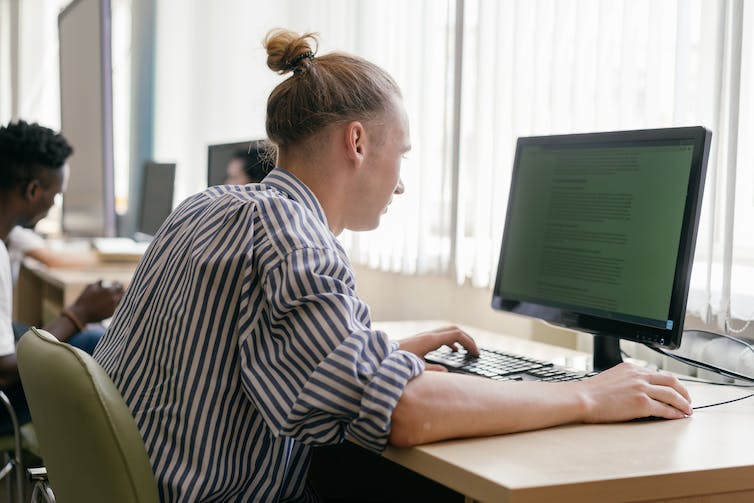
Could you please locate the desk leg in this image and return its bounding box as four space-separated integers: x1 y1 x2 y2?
13 266 42 326
41 283 64 326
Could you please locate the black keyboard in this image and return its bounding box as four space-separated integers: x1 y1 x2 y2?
425 346 597 382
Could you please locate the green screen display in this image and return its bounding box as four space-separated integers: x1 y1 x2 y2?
498 143 693 326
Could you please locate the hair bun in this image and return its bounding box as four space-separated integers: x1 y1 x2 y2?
264 29 319 75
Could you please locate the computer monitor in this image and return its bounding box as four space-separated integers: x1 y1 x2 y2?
491 126 711 370
137 162 175 237
59 0 116 237
207 139 273 187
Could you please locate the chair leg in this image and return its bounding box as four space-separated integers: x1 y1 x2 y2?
30 481 55 503
3 452 11 503
0 391 24 503
15 457 24 503
28 468 54 503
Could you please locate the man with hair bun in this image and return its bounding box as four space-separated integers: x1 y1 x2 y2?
0 120 124 435
95 29 692 502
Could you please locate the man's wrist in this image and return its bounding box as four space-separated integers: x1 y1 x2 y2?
61 306 86 332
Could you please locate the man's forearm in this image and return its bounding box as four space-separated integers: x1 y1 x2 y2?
389 371 587 447
389 363 691 447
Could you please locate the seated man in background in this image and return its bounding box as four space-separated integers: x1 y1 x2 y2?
0 120 124 434
223 139 275 184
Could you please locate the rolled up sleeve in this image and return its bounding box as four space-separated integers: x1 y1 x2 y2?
239 246 424 452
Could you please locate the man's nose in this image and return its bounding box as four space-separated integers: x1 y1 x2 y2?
394 179 405 194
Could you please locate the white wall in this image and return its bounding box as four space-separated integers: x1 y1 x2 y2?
353 265 582 349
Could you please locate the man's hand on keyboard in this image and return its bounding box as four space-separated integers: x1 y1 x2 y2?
398 326 480 372
578 362 692 422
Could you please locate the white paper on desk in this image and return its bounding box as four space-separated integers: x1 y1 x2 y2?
92 238 149 260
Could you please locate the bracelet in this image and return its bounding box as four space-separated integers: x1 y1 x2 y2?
61 308 86 332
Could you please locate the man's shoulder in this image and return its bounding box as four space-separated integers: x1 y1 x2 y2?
253 188 336 257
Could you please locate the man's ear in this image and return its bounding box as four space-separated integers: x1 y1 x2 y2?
344 121 366 165
23 179 41 202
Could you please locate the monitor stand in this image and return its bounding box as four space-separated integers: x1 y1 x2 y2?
593 334 623 371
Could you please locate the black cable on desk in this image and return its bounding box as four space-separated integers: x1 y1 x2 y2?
646 345 754 383
678 377 754 388
691 392 754 410
644 342 754 410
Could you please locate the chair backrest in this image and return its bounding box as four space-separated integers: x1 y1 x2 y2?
16 328 160 503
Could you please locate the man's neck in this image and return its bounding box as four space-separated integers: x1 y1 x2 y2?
277 152 349 237
0 199 18 241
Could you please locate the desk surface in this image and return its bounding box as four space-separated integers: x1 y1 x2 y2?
377 320 754 503
21 258 136 287
14 258 137 326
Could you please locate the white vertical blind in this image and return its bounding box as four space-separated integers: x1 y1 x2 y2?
151 0 455 275
0 0 69 127
0 0 13 121
330 0 456 275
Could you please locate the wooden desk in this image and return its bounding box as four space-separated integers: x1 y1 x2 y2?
376 321 754 503
13 258 137 326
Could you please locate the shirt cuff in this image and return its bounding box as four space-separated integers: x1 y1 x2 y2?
346 348 425 452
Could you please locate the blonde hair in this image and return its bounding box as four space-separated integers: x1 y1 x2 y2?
264 28 401 148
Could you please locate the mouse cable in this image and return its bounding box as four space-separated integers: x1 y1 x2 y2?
644 344 754 383
644 345 754 410
677 376 754 388
690 392 754 410
621 349 754 387
619 344 754 408
683 329 754 357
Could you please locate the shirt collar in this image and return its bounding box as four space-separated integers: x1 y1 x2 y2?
261 168 329 227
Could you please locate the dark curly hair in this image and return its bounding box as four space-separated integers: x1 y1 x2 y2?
0 120 73 191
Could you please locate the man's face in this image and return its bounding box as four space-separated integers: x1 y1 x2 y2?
20 166 65 228
225 158 251 185
347 99 410 231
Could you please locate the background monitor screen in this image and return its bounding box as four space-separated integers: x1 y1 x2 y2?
137 162 175 237
58 0 116 237
491 127 711 366
207 139 273 187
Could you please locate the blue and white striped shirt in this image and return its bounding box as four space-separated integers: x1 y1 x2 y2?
94 168 425 502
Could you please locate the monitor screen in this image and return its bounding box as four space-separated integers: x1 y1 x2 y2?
207 140 273 187
491 127 711 368
137 162 175 237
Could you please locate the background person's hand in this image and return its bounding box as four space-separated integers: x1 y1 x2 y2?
67 280 125 324
398 325 479 372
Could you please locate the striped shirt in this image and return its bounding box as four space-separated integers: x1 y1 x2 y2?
94 168 425 502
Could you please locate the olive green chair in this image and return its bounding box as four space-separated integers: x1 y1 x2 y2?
16 327 159 503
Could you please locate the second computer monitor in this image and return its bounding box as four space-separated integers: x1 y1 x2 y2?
491 126 711 369
137 162 176 238
207 140 273 187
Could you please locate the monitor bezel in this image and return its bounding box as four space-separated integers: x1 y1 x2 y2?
137 161 176 237
491 126 711 350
